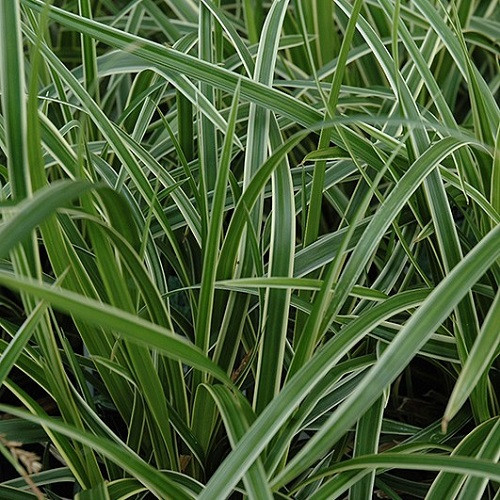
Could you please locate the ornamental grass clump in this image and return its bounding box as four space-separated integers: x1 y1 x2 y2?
0 0 498 498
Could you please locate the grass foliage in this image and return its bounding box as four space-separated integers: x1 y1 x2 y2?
0 0 499 498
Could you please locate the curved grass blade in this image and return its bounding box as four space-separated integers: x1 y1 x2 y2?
0 181 94 260
201 384 273 499
443 292 500 430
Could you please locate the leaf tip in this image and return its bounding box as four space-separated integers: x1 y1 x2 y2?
441 416 449 434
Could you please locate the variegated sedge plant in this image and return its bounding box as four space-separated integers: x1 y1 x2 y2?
0 0 498 498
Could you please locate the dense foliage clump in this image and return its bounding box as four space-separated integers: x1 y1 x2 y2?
0 0 498 498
